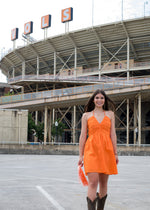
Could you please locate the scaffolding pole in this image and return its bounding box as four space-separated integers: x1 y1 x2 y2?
37 56 39 77
74 47 77 77
126 98 129 145
22 61 25 79
73 105 76 143
34 84 38 142
54 52 56 77
48 109 52 143
13 68 15 79
44 106 48 145
138 93 141 146
52 84 55 124
34 111 38 142
127 37 130 80
134 98 137 145
99 42 101 80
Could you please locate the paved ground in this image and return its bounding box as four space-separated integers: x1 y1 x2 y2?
0 155 150 210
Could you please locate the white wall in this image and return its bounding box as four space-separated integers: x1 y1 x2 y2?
0 109 28 144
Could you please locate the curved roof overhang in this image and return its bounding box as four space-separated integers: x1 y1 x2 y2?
1 17 150 77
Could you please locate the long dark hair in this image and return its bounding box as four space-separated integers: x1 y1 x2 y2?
84 89 115 112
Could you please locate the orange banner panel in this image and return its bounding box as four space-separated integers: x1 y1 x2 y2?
24 21 33 35
41 15 51 29
61 7 73 23
11 28 19 41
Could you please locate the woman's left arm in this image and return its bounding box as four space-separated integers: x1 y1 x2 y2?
110 111 119 164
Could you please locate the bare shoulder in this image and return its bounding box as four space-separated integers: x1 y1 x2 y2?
105 110 115 120
83 111 93 120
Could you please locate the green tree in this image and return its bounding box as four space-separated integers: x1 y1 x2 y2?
28 115 66 143
35 122 44 142
28 113 36 140
51 120 66 139
28 113 44 142
4 91 14 96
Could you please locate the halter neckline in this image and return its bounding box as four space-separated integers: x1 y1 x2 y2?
93 110 105 116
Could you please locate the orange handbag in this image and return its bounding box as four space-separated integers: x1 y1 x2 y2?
78 165 88 186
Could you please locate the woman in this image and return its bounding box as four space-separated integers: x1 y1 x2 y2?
78 89 119 210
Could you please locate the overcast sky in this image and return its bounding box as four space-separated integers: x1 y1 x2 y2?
0 0 149 82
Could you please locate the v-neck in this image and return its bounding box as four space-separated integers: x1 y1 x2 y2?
93 111 105 124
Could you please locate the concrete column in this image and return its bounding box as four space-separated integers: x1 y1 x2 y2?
99 42 102 80
74 47 77 77
22 61 25 79
35 111 38 125
34 111 38 143
52 109 55 124
21 87 24 94
44 106 48 145
138 93 141 146
54 52 56 77
36 84 38 92
73 105 76 143
37 56 39 77
41 110 44 123
8 71 10 81
13 68 15 79
127 38 130 80
134 99 137 145
18 111 22 144
126 98 129 145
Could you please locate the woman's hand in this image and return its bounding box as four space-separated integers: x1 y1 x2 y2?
78 156 84 167
115 154 119 165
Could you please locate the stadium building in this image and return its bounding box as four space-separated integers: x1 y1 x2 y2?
0 16 150 146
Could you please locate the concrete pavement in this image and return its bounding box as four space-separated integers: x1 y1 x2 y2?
0 155 149 210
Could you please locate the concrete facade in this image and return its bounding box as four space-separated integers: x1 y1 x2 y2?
0 109 28 144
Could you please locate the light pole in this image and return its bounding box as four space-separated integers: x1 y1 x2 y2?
55 121 58 143
144 1 148 17
121 0 124 21
92 0 94 26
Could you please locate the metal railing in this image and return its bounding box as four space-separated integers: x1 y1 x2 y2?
8 60 150 84
133 61 150 68
1 77 150 105
8 74 104 83
8 74 128 84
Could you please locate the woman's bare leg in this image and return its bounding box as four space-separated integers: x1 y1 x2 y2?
87 172 99 201
98 174 109 198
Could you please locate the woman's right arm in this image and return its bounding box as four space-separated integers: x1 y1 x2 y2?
78 113 88 167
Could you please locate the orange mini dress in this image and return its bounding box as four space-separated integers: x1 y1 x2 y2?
84 111 118 175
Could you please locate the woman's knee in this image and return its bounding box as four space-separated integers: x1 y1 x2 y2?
100 181 108 189
88 173 99 188
89 179 98 188
99 174 109 188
